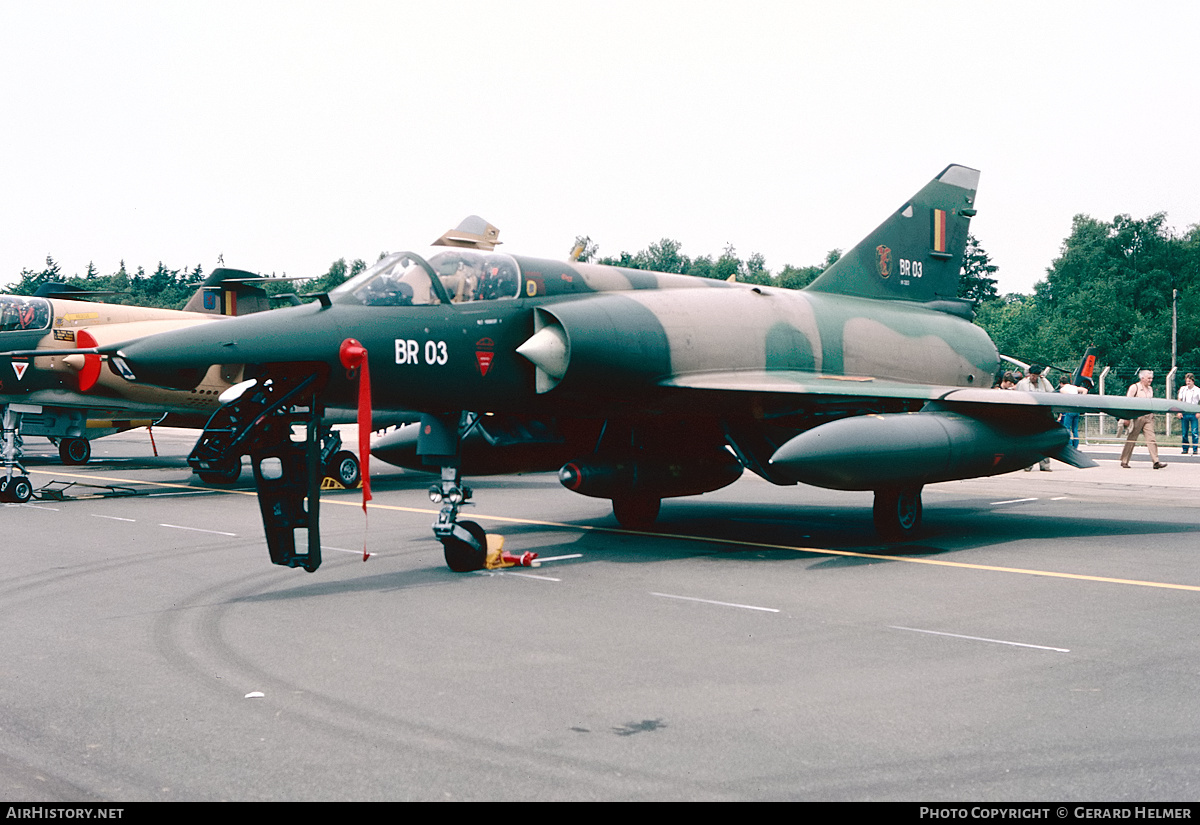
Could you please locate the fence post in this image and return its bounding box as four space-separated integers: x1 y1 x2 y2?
1098 366 1111 437
1166 367 1178 438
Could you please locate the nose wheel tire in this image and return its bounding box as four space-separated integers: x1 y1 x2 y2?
873 486 923 542
0 476 33 504
442 519 488 572
59 437 91 465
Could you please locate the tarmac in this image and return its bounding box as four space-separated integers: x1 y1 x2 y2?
2 428 1200 801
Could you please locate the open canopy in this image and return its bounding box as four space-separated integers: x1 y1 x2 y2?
331 248 522 307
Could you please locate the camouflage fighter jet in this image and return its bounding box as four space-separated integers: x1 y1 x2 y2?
0 270 365 502
76 167 1200 571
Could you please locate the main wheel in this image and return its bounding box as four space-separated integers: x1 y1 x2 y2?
0 476 33 504
873 486 923 542
59 437 91 465
442 519 488 572
325 450 361 488
196 459 242 485
612 496 661 529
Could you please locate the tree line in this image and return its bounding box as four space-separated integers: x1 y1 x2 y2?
978 214 1200 389
3 256 368 308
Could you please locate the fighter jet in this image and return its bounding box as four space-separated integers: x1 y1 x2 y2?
83 166 1200 572
0 270 324 501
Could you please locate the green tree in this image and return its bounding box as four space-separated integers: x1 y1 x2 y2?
685 255 714 279
638 238 690 274
303 256 370 296
974 212 1199 376
959 233 999 303
5 255 63 294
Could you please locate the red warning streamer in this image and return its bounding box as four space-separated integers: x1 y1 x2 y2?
338 338 372 560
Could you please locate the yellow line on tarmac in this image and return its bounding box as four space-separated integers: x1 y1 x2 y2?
33 469 1200 593
375 505 1200 593
639 532 1200 593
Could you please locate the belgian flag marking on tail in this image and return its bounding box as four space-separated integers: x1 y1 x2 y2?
932 208 948 255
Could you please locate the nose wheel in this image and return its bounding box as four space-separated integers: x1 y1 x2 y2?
0 475 33 503
428 462 537 573
441 519 487 572
422 413 537 572
1 406 32 503
430 466 487 572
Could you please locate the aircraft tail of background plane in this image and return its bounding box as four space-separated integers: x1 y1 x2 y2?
182 268 277 316
804 164 979 307
1071 346 1099 391
24 269 277 317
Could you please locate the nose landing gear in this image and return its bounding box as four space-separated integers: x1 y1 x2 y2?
422 413 537 572
1 405 32 503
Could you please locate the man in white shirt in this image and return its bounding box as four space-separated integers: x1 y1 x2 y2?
1177 372 1200 455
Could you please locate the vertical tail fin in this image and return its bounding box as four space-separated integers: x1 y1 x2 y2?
183 268 273 316
805 164 979 304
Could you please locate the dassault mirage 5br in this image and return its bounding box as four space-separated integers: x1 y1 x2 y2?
78 166 1200 572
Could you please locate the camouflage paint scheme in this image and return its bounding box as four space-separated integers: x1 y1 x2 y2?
97 167 1200 569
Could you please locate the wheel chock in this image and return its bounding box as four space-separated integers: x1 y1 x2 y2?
484 534 539 569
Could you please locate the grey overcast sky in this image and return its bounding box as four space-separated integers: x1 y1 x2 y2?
2 0 1198 295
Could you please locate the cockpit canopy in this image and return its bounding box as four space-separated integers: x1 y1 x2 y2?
0 295 52 333
331 248 522 307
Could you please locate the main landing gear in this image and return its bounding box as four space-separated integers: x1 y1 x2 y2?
324 449 361 489
611 495 661 529
873 485 923 542
57 437 91 466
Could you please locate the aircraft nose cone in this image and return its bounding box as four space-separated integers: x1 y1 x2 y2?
516 326 568 377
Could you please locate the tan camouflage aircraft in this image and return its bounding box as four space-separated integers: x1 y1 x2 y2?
0 272 364 502
69 166 1200 571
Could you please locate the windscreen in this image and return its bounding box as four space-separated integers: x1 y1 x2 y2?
0 295 52 332
331 249 521 306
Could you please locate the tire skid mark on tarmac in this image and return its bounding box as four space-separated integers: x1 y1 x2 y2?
0 542 220 614
150 563 738 800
